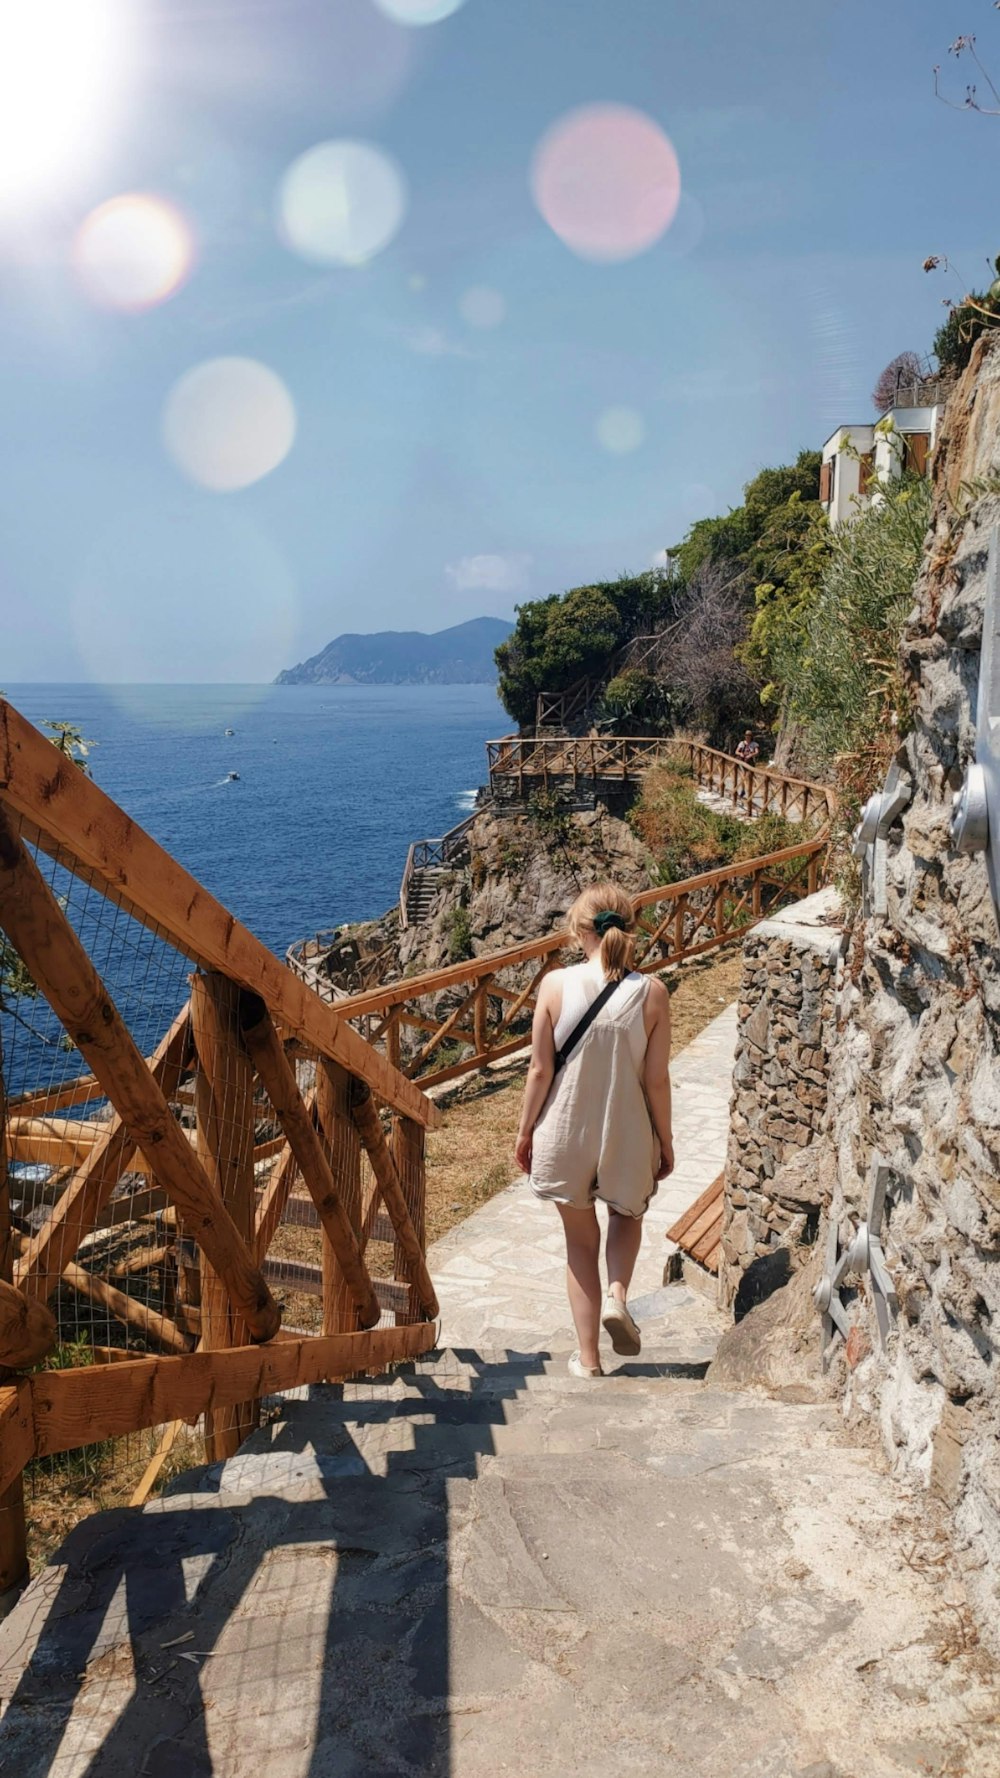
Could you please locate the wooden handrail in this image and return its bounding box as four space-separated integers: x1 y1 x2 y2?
0 698 437 1131
0 1323 439 1489
335 835 826 1022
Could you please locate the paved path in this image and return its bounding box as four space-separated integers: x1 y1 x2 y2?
4 1002 1000 1777
432 1004 737 1349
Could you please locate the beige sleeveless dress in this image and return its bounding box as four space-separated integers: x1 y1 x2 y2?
529 958 660 1219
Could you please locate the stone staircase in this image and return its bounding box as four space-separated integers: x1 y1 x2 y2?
405 862 455 924
3 1304 998 1778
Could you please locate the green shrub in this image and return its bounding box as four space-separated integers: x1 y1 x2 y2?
789 474 931 821
527 788 573 848
444 905 473 963
598 669 676 734
933 290 998 374
495 572 674 728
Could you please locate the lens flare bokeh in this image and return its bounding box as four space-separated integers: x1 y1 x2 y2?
277 140 407 267
162 357 297 492
74 194 194 311
596 406 646 454
531 103 681 263
459 285 506 328
373 0 467 25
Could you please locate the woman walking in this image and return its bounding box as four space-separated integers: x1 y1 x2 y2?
514 882 674 1378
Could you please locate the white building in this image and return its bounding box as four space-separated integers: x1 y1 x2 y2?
819 399 943 528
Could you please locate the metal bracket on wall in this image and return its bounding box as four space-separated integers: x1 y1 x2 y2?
851 762 913 918
951 526 1000 931
813 1156 898 1362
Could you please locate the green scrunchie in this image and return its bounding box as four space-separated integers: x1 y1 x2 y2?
593 910 627 937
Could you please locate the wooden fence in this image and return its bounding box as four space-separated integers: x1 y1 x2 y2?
0 698 440 1596
288 735 835 1093
680 740 836 826
331 834 828 1091
487 734 673 797
398 810 477 928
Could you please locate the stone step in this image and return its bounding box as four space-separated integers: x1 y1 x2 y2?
168 1343 712 1507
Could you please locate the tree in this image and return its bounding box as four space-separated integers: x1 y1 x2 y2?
495 572 673 728
743 493 832 708
871 350 924 414
667 563 762 743
667 450 821 587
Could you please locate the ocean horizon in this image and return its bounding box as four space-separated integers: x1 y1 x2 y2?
4 682 505 958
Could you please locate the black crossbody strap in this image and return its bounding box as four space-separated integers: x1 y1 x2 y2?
553 978 621 1073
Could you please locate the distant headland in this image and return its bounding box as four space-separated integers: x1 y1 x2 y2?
275 616 513 686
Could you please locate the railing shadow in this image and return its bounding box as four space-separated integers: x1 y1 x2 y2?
0 1350 547 1777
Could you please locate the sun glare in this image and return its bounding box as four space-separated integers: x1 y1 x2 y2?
0 0 131 216
74 194 195 311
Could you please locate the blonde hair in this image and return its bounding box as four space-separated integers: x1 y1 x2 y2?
566 881 637 982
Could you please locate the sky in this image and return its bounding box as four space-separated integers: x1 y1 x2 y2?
1 0 998 683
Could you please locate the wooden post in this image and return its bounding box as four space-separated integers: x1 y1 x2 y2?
316 1060 365 1339
390 1114 428 1324
807 856 820 896
752 872 763 917
0 1046 25 1597
386 1008 401 1073
0 810 280 1342
672 896 687 958
350 1084 437 1321
239 1001 379 1327
190 971 261 1460
473 984 488 1059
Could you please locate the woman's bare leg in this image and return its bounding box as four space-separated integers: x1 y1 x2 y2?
556 1204 602 1368
606 1208 643 1303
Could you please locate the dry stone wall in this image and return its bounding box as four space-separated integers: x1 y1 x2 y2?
722 339 1000 1654
823 336 1000 1649
722 889 843 1306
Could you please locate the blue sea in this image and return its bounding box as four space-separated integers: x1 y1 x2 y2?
5 683 505 956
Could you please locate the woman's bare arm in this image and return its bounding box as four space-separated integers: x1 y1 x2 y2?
514 973 559 1174
643 978 674 1178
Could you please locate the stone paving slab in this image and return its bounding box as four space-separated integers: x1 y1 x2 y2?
431 1003 737 1350
3 1352 998 1778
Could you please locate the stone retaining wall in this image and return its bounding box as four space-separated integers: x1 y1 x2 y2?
721 888 844 1307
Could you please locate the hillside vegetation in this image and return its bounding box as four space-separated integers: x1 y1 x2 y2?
496 442 931 825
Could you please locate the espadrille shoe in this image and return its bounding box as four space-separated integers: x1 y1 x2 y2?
567 1352 603 1379
602 1293 641 1356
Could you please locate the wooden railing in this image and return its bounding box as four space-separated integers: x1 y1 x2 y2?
286 928 397 1001
398 810 477 928
331 834 827 1091
487 734 674 796
0 698 440 1596
681 740 836 826
532 620 683 733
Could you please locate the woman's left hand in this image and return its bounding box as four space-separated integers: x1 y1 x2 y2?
514 1130 533 1174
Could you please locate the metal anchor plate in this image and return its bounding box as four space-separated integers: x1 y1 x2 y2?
951 525 1000 927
